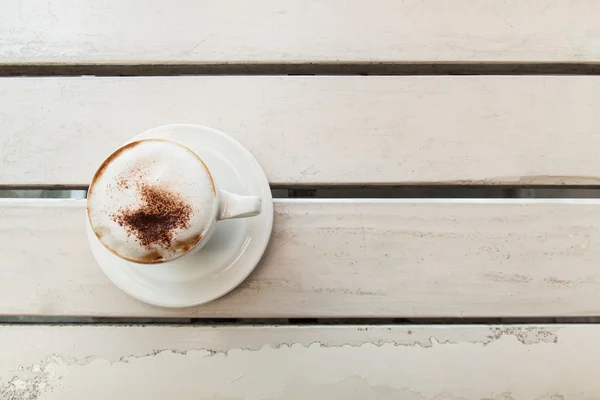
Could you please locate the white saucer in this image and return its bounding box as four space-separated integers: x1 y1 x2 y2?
86 124 273 308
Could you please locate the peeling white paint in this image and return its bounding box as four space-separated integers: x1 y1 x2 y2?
0 325 596 400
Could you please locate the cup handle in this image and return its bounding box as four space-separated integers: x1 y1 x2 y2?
218 190 262 220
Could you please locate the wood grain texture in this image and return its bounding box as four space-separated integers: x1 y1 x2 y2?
1 0 600 63
3 76 600 186
1 324 598 399
3 198 600 318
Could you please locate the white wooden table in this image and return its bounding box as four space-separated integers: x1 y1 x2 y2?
2 1 600 398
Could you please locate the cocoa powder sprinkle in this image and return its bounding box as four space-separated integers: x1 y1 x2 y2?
110 183 193 249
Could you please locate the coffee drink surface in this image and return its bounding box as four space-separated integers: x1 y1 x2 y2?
87 139 216 263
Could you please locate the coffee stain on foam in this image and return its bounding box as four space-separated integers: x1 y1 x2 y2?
88 140 145 193
134 250 165 264
173 233 203 254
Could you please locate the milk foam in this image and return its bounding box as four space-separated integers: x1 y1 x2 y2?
87 139 216 263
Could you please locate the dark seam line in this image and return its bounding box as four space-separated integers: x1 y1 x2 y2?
0 317 598 325
3 186 600 199
2 62 600 76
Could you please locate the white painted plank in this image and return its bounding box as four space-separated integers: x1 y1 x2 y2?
3 76 600 186
3 199 600 317
1 0 600 63
0 324 597 399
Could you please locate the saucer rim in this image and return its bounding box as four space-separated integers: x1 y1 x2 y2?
87 123 273 308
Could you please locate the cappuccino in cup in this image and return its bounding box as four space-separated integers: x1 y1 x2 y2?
87 138 261 264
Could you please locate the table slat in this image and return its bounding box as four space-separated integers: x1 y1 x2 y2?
1 0 599 64
3 199 600 317
1 324 598 399
2 76 600 186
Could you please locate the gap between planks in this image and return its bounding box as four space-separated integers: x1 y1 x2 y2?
4 187 600 200
4 317 600 324
3 62 600 77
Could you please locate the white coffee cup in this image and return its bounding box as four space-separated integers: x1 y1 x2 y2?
87 138 262 264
